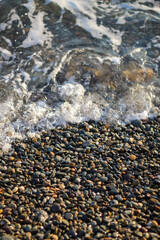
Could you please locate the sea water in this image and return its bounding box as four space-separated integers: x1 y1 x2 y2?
0 0 160 151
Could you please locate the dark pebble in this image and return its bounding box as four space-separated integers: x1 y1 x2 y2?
51 203 61 213
131 119 142 127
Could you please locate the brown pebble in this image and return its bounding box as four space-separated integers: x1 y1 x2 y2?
150 220 159 227
149 198 159 204
3 207 12 215
154 205 160 211
32 137 37 143
141 227 148 232
12 186 19 193
49 234 58 240
26 232 32 240
59 184 65 190
129 154 137 160
9 156 15 161
50 152 55 158
102 238 112 240
19 186 25 192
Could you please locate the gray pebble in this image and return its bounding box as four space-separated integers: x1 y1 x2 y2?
0 236 14 240
110 188 119 194
100 176 108 183
64 212 73 220
51 203 61 212
37 210 48 223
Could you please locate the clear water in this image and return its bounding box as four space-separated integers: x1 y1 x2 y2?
0 0 160 151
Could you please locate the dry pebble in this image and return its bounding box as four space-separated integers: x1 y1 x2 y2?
0 117 160 239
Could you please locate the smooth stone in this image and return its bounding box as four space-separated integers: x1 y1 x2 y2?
72 185 79 191
108 183 116 189
23 224 32 232
64 212 73 220
110 188 119 195
48 198 55 204
47 146 53 152
37 210 48 223
26 232 32 240
100 177 108 183
62 219 69 226
74 178 81 183
135 230 143 237
55 172 66 177
51 203 61 213
68 227 77 237
0 236 14 240
110 200 119 205
112 232 119 237
55 156 62 161
129 154 137 160
50 234 58 240
131 120 142 127
35 233 44 240
95 233 104 238
117 195 123 201
77 228 85 237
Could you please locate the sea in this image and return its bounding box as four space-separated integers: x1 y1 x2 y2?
0 0 160 151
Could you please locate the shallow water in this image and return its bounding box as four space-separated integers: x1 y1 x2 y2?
0 0 160 151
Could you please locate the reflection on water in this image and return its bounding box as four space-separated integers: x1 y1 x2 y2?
0 0 160 150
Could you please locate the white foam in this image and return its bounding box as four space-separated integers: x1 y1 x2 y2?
22 0 36 17
46 0 123 46
48 50 73 83
120 1 160 13
0 48 12 60
0 23 8 31
102 56 121 65
58 82 85 102
20 71 31 82
0 77 159 152
0 9 24 33
21 11 52 48
2 37 12 47
118 84 154 123
56 83 102 123
116 17 126 25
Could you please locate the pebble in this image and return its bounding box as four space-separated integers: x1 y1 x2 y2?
131 120 142 127
135 230 143 237
0 236 14 240
148 220 159 227
110 200 119 206
68 227 77 237
110 188 119 195
51 203 61 213
64 212 73 220
37 210 48 223
49 234 59 240
100 176 108 183
72 184 79 191
129 154 137 160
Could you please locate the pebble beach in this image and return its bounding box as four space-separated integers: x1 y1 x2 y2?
0 117 160 240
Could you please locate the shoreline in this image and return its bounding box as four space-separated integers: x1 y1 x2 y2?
0 117 160 239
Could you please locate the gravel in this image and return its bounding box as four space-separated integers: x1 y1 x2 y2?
0 117 160 239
